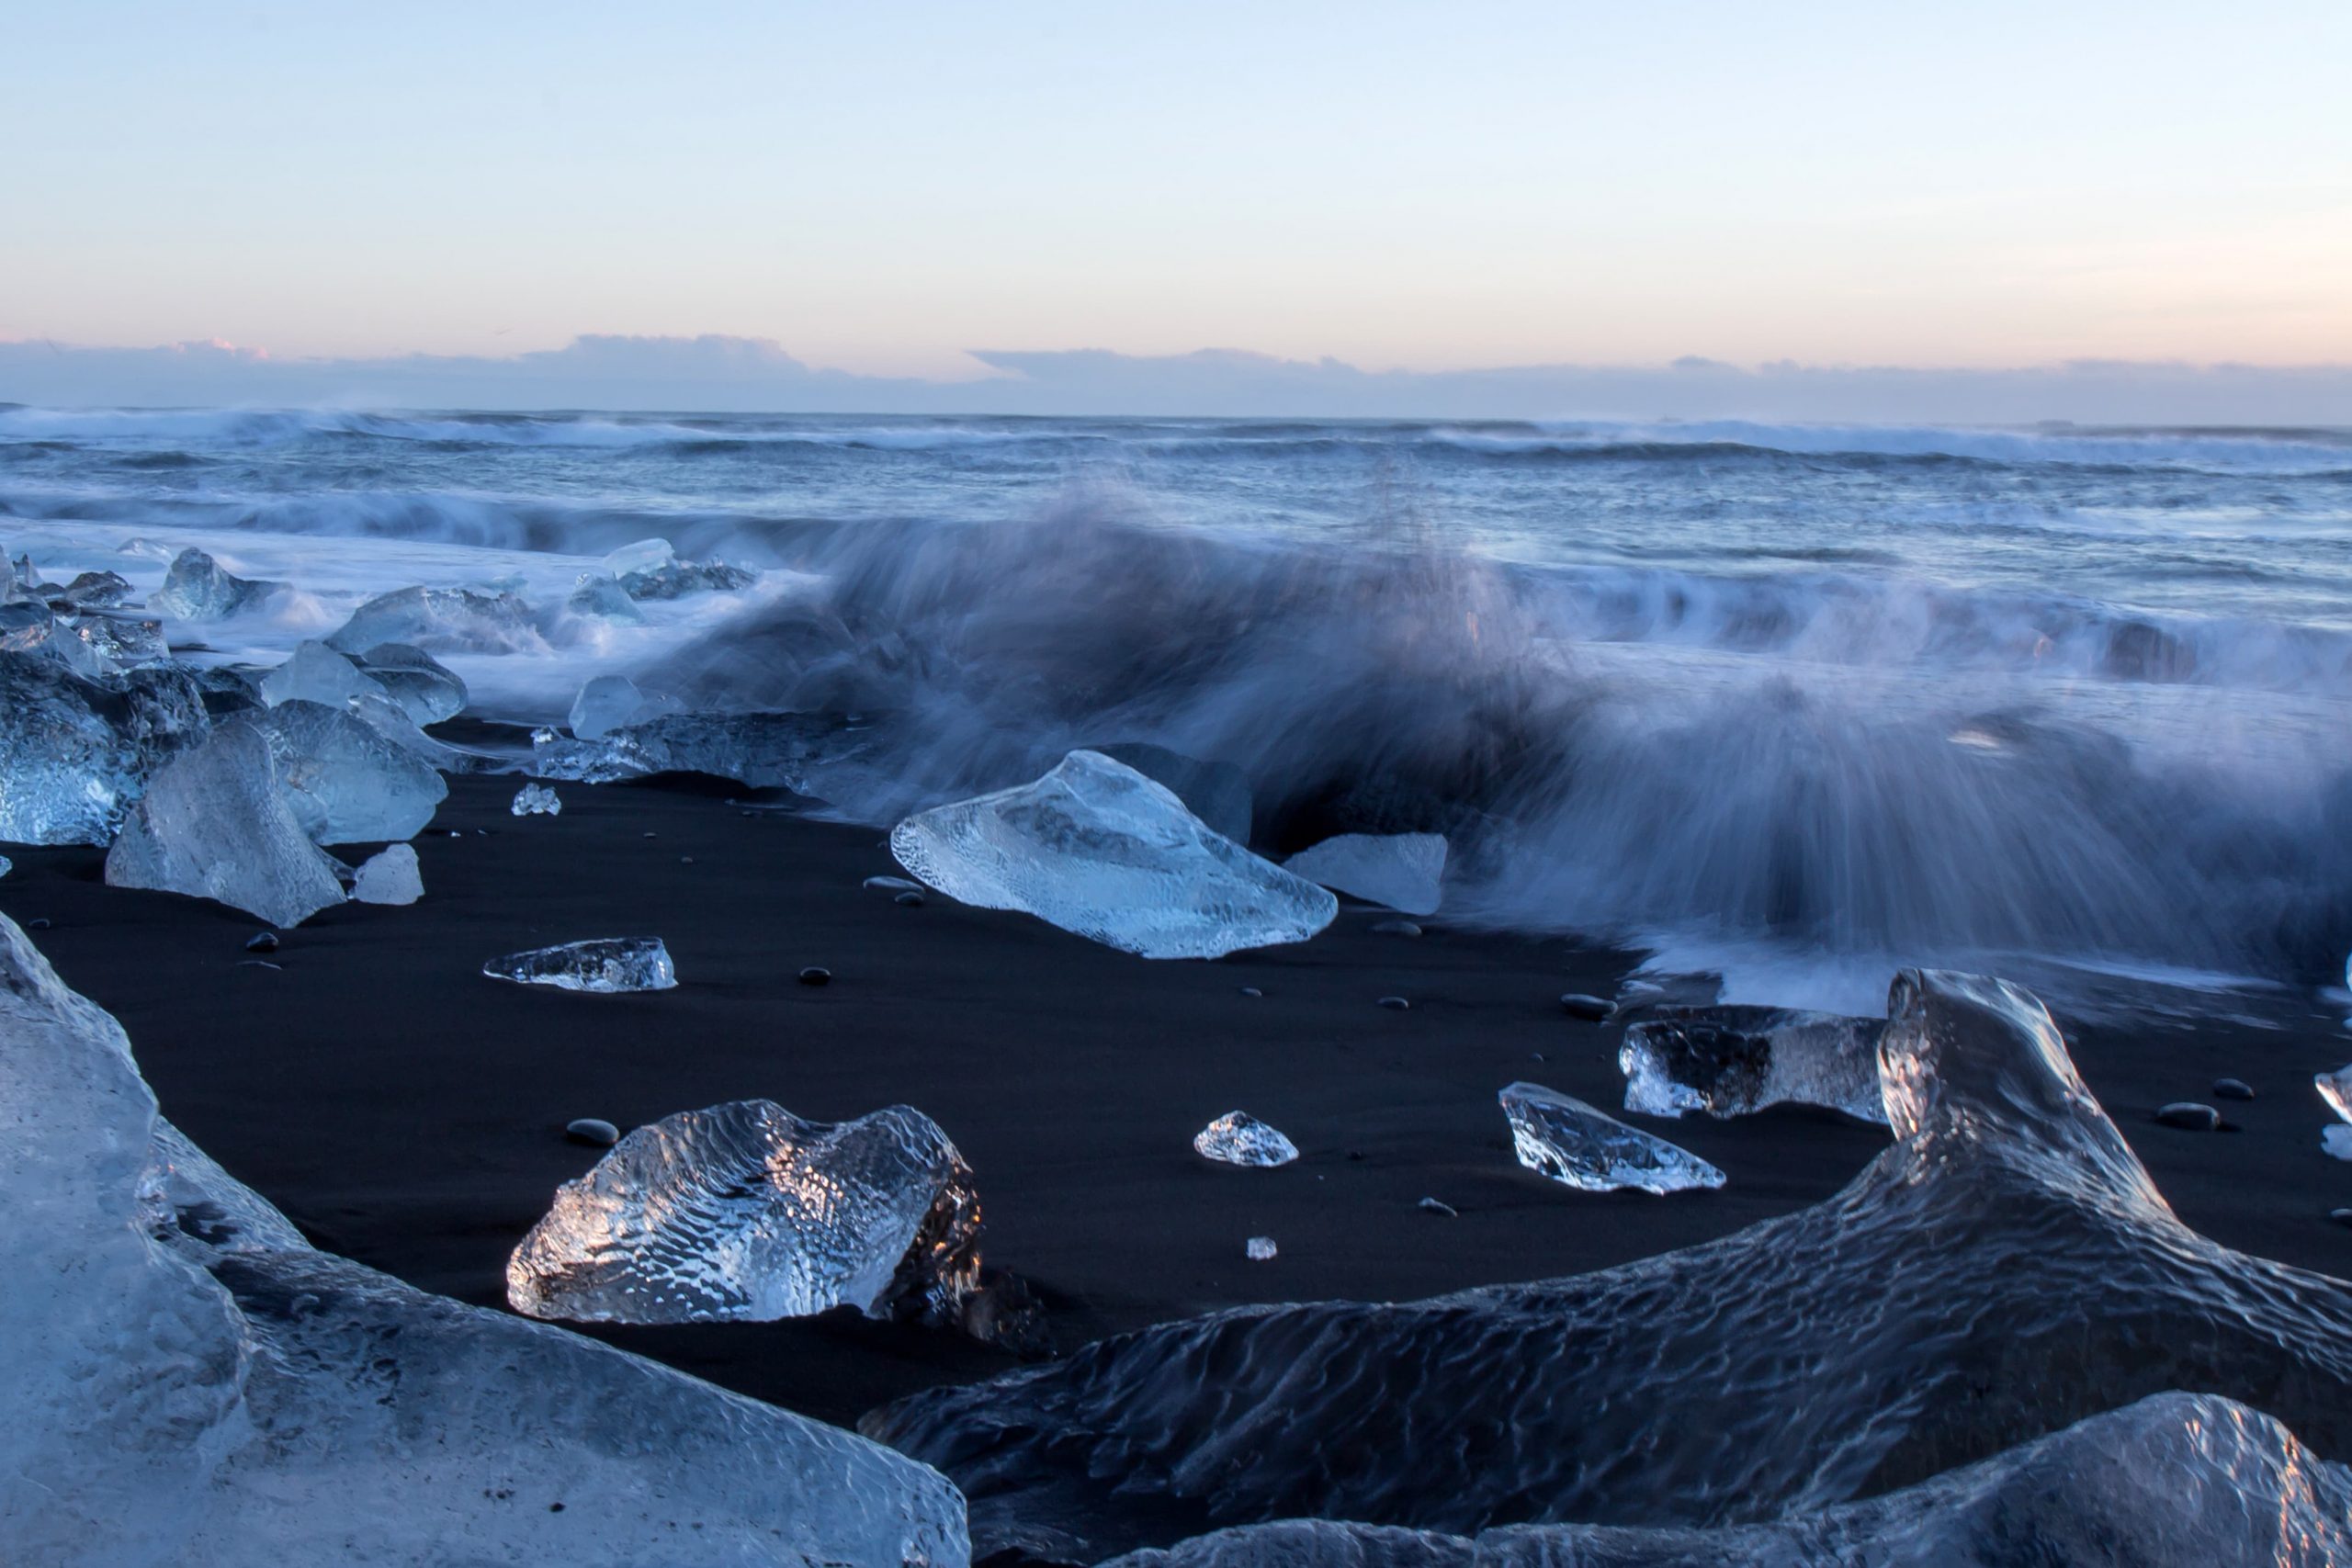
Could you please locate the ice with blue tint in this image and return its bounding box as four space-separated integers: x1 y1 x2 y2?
485 936 676 992
1499 1081 1726 1194
1283 832 1448 916
103 724 347 927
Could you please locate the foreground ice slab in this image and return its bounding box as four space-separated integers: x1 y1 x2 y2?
1620 1005 1889 1123
890 751 1336 960
252 701 447 844
0 914 969 1566
0 652 210 844
867 970 2352 1562
1499 1081 1724 1193
150 547 283 621
1102 1393 2352 1568
485 936 676 992
104 725 346 927
1193 1111 1300 1168
1282 832 1447 916
510 1099 981 1327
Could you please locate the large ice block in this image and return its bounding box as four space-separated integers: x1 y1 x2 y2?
104 724 348 926
509 1099 981 1327
1282 831 1447 916
324 583 546 656
251 701 447 844
889 750 1336 959
0 653 211 844
1620 1006 1889 1123
1499 1081 1726 1194
258 640 386 710
484 937 676 992
151 547 284 621
348 642 469 726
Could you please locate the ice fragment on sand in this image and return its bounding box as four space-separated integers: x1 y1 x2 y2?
0 652 209 844
1282 831 1447 916
1091 742 1253 844
484 937 675 992
0 854 9 877
889 750 1336 960
1500 1081 1726 1194
1193 1111 1299 1168
1619 1006 1888 1123
511 781 562 816
258 640 385 710
2315 1064 2352 1122
352 844 423 906
1245 1237 1277 1261
151 547 283 621
2325 1125 2352 1161
324 583 546 656
104 725 346 927
0 914 971 1566
508 1099 981 1326
348 642 468 726
251 701 447 844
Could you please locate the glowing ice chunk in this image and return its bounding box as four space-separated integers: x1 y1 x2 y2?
511 782 563 816
1499 1081 1725 1194
1620 1006 1888 1123
1193 1112 1299 1168
484 937 675 993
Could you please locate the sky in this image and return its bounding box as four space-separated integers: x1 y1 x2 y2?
4 3 2349 416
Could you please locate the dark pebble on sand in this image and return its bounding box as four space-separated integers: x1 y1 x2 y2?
680 855 695 864
1559 993 1611 1021
2333 1209 2352 1230
28 918 49 931
566 1118 621 1148
2155 1101 2220 1131
2212 1077 2255 1100
245 931 280 953
1371 919 1422 937
895 891 925 907
1238 986 1262 998
798 966 831 987
1418 1197 1459 1217
1376 995 1410 1010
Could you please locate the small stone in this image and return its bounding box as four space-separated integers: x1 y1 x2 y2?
1238 986 1263 998
1418 1197 1458 1217
27 918 50 931
1375 996 1410 1010
2212 1077 2255 1100
1559 993 1611 1021
565 1118 621 1148
1531 1052 1545 1063
238 959 282 971
894 891 925 907
1244 1236 1277 1262
1371 919 1422 937
2332 1208 2352 1230
864 874 922 893
797 966 831 987
245 931 280 953
2154 1101 2220 1131
642 831 657 839
679 856 694 864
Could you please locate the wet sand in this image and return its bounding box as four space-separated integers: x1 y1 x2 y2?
5 773 2348 1427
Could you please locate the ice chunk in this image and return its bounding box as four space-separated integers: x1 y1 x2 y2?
0 652 211 844
1092 741 1253 844
104 724 346 926
324 583 546 656
617 556 759 600
891 750 1337 960
1619 1006 1888 1123
1245 1237 1277 1261
602 537 676 578
566 574 647 623
1282 832 1446 915
0 914 972 1565
484 936 676 992
2326 1125 2352 1161
353 843 424 905
66 609 168 670
571 673 650 739
250 701 447 844
1193 1111 1299 1167
1 599 120 679
2316 1064 2352 1123
508 1099 981 1328
348 642 468 726
150 547 284 621
0 853 9 876
1500 1081 1725 1194
58 570 135 609
258 639 386 710
511 781 563 816
531 710 854 791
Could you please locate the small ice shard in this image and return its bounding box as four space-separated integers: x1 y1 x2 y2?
484 937 676 992
251 701 447 845
565 574 646 624
347 642 468 726
0 653 211 844
2326 1125 2352 1161
601 537 676 579
511 781 563 816
324 583 546 656
1418 1197 1457 1217
150 547 284 621
507 1098 980 1325
258 640 385 710
1282 832 1447 916
1619 1006 1888 1123
1245 1237 1277 1261
1499 1081 1725 1194
1091 742 1253 844
0 853 10 876
2315 1064 2352 1123
1560 993 1611 1021
570 673 650 739
352 844 423 906
104 725 347 927
1193 1111 1300 1168
889 750 1337 960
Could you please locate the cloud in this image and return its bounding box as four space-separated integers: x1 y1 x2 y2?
3 334 2349 425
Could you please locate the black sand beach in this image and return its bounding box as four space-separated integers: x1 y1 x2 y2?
6 772 2349 1429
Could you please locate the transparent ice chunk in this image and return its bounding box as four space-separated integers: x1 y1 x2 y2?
1500 1081 1724 1193
324 583 547 656
570 673 650 740
616 557 759 601
104 724 347 927
0 653 211 844
2325 1125 2352 1161
1282 832 1447 916
484 936 676 992
59 570 135 609
1193 1111 1299 1167
566 574 646 624
601 537 676 578
1245 1237 1277 1261
352 843 424 905
2315 1064 2352 1123
347 642 469 726
150 547 284 621
250 701 447 844
890 750 1337 960
531 710 851 791
258 640 387 710
1619 1006 1889 1123
508 1098 981 1328
511 781 563 816
1092 742 1253 844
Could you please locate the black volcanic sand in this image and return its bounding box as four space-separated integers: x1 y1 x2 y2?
6 773 2351 1428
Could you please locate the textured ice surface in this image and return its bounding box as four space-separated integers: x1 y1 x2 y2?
1193 1111 1300 1168
1282 832 1447 915
324 583 547 656
1102 1393 2352 1568
104 725 347 926
1091 743 1253 845
510 1099 981 1327
251 701 447 844
257 640 385 710
58 570 135 608
0 652 210 844
348 641 468 726
869 969 2352 1562
150 547 283 621
1245 1237 1277 1262
603 537 676 578
620 557 759 600
1620 1005 1889 1123
532 710 859 793
0 598 117 680
352 843 423 905
571 673 651 739
69 609 167 669
485 936 676 992
890 750 1336 959
0 913 970 1566
512 781 563 816
1498 1081 1725 1194
2317 1064 2352 1122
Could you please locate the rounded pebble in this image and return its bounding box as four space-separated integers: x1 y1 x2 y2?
2154 1101 2220 1131
797 966 831 987
894 891 925 907
1558 993 1611 1021
1370 919 1422 937
2332 1209 2352 1230
1375 996 1411 1010
237 959 282 972
679 855 695 864
1418 1197 1459 1217
245 931 280 953
2211 1077 2255 1100
1238 986 1263 998
565 1118 621 1148
27 918 49 931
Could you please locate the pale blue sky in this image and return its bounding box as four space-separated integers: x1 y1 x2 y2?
5 2 2347 378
